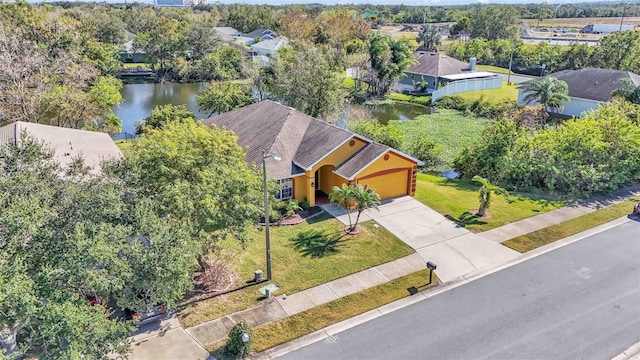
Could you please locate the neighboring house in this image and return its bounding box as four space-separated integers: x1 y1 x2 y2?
203 100 422 206
213 27 242 37
251 36 289 58
517 68 640 117
234 36 256 46
0 122 123 174
120 39 147 63
244 28 278 41
399 52 495 92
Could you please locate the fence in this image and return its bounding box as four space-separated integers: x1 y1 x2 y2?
431 76 503 104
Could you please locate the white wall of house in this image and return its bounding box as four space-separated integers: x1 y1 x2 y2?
517 91 602 117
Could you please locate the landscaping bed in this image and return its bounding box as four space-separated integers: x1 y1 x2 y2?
178 213 414 328
414 174 565 232
503 198 639 253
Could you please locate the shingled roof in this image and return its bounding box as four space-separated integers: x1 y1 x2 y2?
405 52 472 77
542 68 640 102
334 142 389 180
203 101 421 179
203 101 355 178
0 121 122 174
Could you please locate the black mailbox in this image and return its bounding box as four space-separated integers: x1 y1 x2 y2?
426 261 437 270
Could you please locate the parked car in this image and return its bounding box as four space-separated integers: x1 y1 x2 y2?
633 201 640 215
124 303 166 325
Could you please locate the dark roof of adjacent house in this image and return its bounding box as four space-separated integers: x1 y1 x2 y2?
544 68 640 102
405 52 472 77
0 121 122 174
203 100 420 179
244 28 277 38
334 142 389 180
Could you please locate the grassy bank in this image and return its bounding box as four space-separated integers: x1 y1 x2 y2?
414 174 565 232
390 109 490 168
503 198 639 252
454 82 519 102
208 268 437 357
179 213 413 328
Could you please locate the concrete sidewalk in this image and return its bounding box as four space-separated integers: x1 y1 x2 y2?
480 185 640 243
185 253 426 348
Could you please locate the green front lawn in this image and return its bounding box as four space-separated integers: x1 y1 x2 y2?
208 268 437 357
414 174 565 232
454 82 519 102
178 213 413 328
391 109 491 168
503 198 639 253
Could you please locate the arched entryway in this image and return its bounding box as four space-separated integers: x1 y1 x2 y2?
314 165 348 205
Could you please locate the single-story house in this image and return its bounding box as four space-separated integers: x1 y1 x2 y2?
213 27 242 37
203 100 422 206
400 52 473 91
0 121 123 174
251 36 289 58
517 68 640 117
244 28 278 41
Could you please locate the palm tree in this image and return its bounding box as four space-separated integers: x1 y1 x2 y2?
329 184 380 233
612 78 640 104
518 76 569 113
472 176 509 217
416 24 441 52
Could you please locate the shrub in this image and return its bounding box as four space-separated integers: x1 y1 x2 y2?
227 321 253 358
405 134 443 168
436 95 514 119
387 92 431 106
299 199 310 210
348 119 404 149
284 199 302 218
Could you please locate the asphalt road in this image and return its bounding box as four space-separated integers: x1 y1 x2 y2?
279 219 640 360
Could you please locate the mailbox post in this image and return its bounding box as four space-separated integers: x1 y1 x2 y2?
426 261 437 284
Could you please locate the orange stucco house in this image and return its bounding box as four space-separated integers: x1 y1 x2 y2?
203 100 422 206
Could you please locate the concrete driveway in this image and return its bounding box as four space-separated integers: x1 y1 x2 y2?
321 196 520 283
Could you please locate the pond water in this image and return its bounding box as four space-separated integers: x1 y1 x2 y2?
113 82 210 139
113 83 432 139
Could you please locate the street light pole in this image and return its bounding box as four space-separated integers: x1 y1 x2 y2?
261 151 280 281
262 150 272 281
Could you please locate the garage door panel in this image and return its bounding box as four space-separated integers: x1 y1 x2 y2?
358 170 409 200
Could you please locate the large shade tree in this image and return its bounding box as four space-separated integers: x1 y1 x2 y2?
197 81 254 117
518 76 569 113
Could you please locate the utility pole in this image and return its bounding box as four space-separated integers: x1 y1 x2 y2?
620 2 629 32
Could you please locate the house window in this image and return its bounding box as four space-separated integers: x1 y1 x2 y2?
276 179 293 200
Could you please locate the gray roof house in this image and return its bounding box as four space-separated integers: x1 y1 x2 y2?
0 121 123 174
400 52 497 94
244 28 277 40
517 68 640 117
203 100 421 206
251 36 289 58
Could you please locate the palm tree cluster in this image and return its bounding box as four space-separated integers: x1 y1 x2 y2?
329 184 381 233
518 76 569 113
416 24 442 52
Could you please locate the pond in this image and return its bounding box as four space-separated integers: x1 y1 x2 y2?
113 83 433 139
113 82 210 139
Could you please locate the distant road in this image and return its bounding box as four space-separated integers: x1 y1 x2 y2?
279 219 640 360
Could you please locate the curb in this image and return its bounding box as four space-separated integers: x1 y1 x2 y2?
249 216 633 359
612 341 640 360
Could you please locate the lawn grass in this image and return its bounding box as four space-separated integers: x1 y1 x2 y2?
414 174 565 232
114 139 133 154
387 92 431 106
178 213 414 328
390 109 491 168
121 62 151 69
454 82 519 102
208 268 437 357
503 198 639 253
